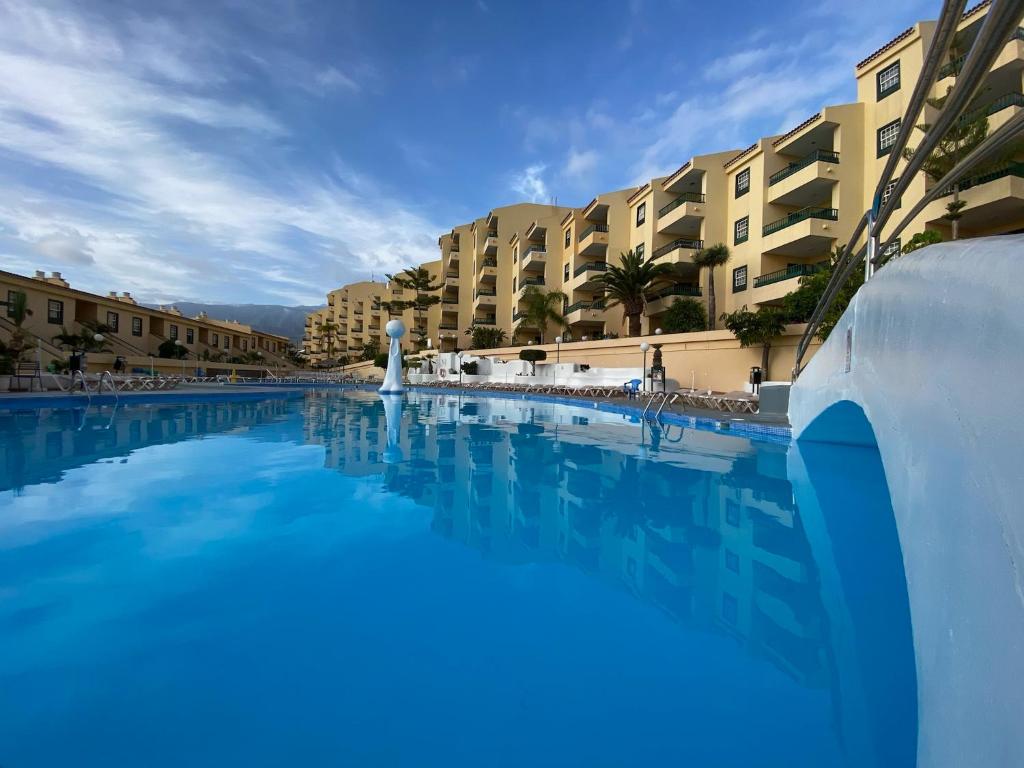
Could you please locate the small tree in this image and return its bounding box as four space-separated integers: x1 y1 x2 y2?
721 306 787 376
360 339 381 362
660 297 707 333
519 348 547 375
0 290 32 364
519 285 567 343
595 249 675 337
693 243 730 330
901 230 943 255
373 352 390 369
465 325 507 350
158 339 187 359
383 266 444 349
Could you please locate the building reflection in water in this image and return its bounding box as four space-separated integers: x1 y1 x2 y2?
304 388 917 768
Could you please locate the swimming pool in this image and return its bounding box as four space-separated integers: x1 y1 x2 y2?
0 389 916 767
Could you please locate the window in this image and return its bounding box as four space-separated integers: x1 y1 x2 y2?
726 499 741 527
735 168 750 197
186 328 194 344
169 324 178 340
877 119 901 157
725 549 740 573
722 593 738 625
512 277 517 293
242 339 248 351
106 311 119 332
734 216 749 245
47 299 63 325
6 290 24 318
732 265 748 293
513 248 518 263
563 263 570 281
635 202 646 227
881 238 902 262
635 242 645 260
877 61 901 99
564 229 571 247
212 332 219 347
881 177 902 210
224 336 230 350
131 316 142 336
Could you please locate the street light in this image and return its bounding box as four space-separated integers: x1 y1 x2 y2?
640 341 650 393
457 351 464 386
555 335 562 364
174 338 185 377
654 327 663 336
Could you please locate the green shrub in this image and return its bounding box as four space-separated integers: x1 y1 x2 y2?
660 297 707 333
373 352 390 369
461 360 478 375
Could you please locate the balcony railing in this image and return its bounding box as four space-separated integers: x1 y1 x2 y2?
565 299 606 313
474 288 497 298
573 261 608 277
939 28 1024 78
644 285 702 302
479 257 497 268
439 323 458 331
768 149 840 186
940 161 1024 194
445 272 459 279
472 317 497 326
520 276 545 288
521 245 546 259
762 207 838 237
578 224 609 242
442 296 458 304
658 191 706 217
960 92 1024 124
652 238 704 259
753 263 824 288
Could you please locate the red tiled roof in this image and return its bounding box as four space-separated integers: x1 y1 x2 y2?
559 210 575 227
723 143 758 169
772 112 822 147
626 183 651 205
856 26 916 70
660 160 692 190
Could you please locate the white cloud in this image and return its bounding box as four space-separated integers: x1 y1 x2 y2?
313 66 361 93
510 164 549 203
563 148 598 181
0 0 444 304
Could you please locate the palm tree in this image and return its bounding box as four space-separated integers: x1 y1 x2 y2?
693 243 730 331
317 320 337 360
0 290 32 360
519 285 567 343
594 249 675 337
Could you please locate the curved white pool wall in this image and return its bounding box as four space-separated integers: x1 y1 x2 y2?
790 235 1024 768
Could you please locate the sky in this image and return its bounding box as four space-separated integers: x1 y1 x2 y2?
0 0 937 306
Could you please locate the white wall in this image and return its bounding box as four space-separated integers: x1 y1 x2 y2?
790 235 1024 768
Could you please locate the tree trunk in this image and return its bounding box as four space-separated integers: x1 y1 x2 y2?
761 342 771 379
951 185 960 241
707 268 717 331
627 312 642 337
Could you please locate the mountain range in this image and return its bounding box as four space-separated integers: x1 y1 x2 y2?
150 302 324 342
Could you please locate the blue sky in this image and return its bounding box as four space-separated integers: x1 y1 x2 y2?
0 0 935 305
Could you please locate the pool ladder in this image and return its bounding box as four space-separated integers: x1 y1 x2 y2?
70 370 119 406
641 391 675 421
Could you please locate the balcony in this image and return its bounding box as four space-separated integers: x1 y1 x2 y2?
762 207 838 256
656 192 705 235
483 232 499 255
518 276 545 296
520 245 546 272
960 92 1024 131
478 256 498 282
577 224 610 256
570 260 608 289
928 161 1024 231
644 284 702 313
938 28 1024 81
767 150 840 207
472 316 497 327
652 238 703 265
441 296 459 305
439 322 458 331
445 272 460 290
474 288 497 307
752 263 825 305
564 299 606 326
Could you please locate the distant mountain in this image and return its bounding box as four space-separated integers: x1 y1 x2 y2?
151 302 324 342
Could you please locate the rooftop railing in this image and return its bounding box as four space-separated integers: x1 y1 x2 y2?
652 238 704 259
573 260 609 277
768 149 840 186
657 191 706 217
578 224 610 242
762 207 838 237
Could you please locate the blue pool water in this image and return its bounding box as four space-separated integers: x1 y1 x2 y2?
0 390 916 767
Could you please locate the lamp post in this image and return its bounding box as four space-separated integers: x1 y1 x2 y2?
555 335 562 364
640 341 650 393
654 327 663 336
458 350 464 387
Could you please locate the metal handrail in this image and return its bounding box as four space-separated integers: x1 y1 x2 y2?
71 369 92 403
767 149 840 186
98 371 119 405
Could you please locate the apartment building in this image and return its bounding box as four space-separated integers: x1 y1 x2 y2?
1 269 293 368
311 1 1022 355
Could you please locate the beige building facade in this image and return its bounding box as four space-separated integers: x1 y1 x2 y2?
310 1 1022 358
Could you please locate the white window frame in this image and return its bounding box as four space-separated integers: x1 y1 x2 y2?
735 168 750 197
878 119 901 156
878 61 900 97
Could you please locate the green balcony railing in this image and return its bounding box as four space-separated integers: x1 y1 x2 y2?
442 297 458 304
479 257 497 269
485 231 498 239
644 285 702 302
940 161 1024 194
939 28 1024 78
768 149 840 186
473 317 497 326
521 245 546 259
565 299 606 314
439 323 458 330
573 261 608 277
960 92 1024 124
657 191 706 217
652 238 704 259
520 276 545 288
445 272 459 280
762 207 838 237
753 263 824 289
474 288 496 298
578 224 610 242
